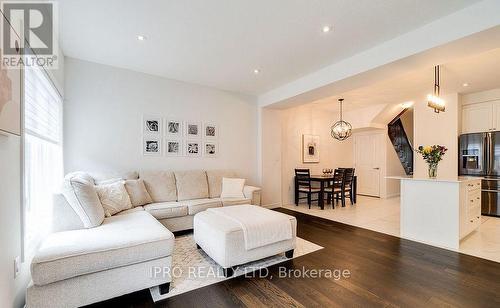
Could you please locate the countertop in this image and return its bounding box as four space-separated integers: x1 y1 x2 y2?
385 176 482 183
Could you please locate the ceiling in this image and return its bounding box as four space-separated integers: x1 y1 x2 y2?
314 48 500 112
58 0 479 95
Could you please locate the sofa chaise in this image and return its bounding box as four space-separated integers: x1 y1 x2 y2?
26 170 261 308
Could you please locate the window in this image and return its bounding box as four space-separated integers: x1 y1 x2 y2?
24 65 63 255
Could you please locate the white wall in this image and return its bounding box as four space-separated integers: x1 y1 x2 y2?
64 58 258 183
280 104 354 205
260 108 282 207
414 93 459 178
0 135 24 308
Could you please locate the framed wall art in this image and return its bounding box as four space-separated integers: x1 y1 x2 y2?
143 136 162 156
302 134 320 163
203 142 217 158
203 123 218 140
143 116 162 135
165 139 183 156
166 118 183 138
185 121 201 139
185 140 202 157
0 47 22 136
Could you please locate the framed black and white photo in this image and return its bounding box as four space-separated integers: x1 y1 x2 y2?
185 121 201 139
203 123 218 139
143 116 162 135
204 142 218 158
185 140 201 157
165 139 183 156
166 118 183 138
143 137 162 156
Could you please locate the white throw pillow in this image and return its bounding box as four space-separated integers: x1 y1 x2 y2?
96 181 133 217
221 178 246 199
62 172 105 228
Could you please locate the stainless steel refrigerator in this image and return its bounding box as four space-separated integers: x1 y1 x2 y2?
459 132 500 217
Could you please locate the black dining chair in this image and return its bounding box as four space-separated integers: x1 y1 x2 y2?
324 169 344 209
294 169 321 209
340 168 355 207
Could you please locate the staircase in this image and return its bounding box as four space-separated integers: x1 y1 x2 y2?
388 111 413 175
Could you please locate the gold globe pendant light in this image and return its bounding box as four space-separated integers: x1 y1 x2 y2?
331 98 352 141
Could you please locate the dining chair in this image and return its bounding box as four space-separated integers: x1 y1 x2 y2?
324 169 344 209
341 168 355 207
294 169 321 209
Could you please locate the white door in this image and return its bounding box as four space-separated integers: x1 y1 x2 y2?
354 133 381 197
462 102 493 134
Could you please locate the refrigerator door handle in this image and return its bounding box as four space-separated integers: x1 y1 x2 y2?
482 189 500 193
489 133 494 175
486 133 492 175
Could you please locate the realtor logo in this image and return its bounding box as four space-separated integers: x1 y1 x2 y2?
1 1 58 69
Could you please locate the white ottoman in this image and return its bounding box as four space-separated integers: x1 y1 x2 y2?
193 205 297 277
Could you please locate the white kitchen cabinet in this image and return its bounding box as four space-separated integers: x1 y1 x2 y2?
393 176 481 250
493 101 500 132
459 180 481 239
462 100 500 134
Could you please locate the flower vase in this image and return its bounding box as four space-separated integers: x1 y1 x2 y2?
428 163 438 179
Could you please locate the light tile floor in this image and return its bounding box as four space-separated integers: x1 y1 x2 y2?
282 196 500 263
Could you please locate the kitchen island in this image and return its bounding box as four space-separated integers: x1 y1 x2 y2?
387 176 481 250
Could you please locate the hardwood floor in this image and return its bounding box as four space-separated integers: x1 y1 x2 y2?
86 208 500 308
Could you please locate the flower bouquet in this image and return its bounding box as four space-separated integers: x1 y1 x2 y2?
415 145 448 178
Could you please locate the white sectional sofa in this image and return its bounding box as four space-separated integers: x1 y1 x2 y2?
26 170 261 308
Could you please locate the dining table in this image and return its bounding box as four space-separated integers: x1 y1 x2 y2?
294 174 357 210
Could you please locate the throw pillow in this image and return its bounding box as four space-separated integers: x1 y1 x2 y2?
221 177 246 199
91 171 139 185
139 171 177 202
62 172 105 228
124 179 153 207
206 170 237 198
96 181 133 217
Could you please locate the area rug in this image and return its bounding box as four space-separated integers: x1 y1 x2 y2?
150 233 323 301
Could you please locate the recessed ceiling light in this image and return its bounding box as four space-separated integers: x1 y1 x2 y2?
462 82 469 87
253 69 260 74
137 35 146 41
322 25 332 33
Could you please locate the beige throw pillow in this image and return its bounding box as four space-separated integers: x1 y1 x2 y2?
62 172 105 228
125 179 153 207
221 178 246 199
96 181 133 217
140 171 177 202
174 170 209 201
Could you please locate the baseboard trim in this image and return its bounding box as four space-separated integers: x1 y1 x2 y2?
384 193 400 199
262 203 281 209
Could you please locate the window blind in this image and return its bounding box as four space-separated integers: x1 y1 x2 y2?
24 65 63 255
24 67 62 144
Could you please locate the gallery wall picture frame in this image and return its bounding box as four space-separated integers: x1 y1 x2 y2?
302 134 320 163
165 139 183 156
185 140 202 157
185 121 201 139
143 115 162 135
165 118 183 138
143 136 162 156
203 142 218 158
203 123 218 140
